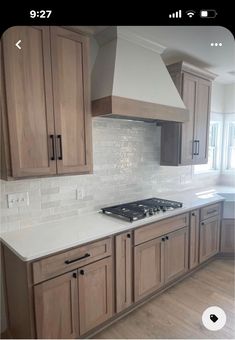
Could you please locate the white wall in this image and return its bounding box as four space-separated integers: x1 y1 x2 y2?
211 82 225 113
224 83 235 113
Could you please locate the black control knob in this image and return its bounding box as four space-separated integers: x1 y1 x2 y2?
80 269 85 275
127 233 131 238
165 236 169 240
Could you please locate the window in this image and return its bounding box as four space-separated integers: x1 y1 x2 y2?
224 119 235 170
194 120 222 173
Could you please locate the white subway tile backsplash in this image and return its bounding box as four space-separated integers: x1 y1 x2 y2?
0 117 219 232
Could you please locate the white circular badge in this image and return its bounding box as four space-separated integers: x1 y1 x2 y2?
202 306 226 331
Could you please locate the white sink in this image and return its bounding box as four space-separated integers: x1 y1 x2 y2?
220 193 235 219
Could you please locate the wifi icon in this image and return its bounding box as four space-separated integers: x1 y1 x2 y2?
186 10 196 18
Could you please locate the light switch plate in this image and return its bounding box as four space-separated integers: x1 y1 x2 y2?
7 192 29 208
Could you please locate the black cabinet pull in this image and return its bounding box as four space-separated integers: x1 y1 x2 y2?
207 209 217 214
65 253 90 265
193 140 200 156
80 269 85 275
72 272 77 278
57 135 63 160
192 212 195 216
49 135 55 160
197 140 200 155
162 237 165 242
193 140 197 155
165 236 169 240
201 222 205 225
127 233 131 238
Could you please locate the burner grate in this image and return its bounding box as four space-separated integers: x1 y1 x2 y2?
102 197 183 222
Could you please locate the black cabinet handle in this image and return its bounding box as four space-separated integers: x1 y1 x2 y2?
80 269 85 275
197 140 200 155
72 272 77 278
207 209 217 214
165 236 169 240
57 135 63 160
49 135 55 160
162 237 165 241
193 140 197 155
192 212 195 216
193 140 200 156
65 253 90 265
201 222 205 225
127 233 131 238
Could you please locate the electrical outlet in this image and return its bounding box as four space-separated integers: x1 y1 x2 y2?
7 192 29 208
76 188 84 200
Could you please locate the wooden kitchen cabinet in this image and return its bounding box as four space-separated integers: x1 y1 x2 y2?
115 232 133 313
199 215 220 263
34 271 79 339
1 26 56 178
134 236 164 301
164 226 189 283
1 26 92 179
134 225 189 301
189 210 200 269
50 27 92 175
78 257 113 335
160 61 216 166
220 219 235 253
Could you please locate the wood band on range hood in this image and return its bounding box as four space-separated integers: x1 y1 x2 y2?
92 96 189 123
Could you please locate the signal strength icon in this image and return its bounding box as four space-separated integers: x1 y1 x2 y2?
186 10 196 18
169 10 182 18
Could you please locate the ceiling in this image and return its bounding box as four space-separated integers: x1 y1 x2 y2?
85 26 235 84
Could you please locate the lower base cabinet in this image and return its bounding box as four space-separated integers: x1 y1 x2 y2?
34 257 113 338
134 237 164 301
34 271 79 339
189 210 200 269
78 257 113 335
115 232 133 313
134 226 189 302
199 216 220 263
220 219 235 253
164 227 189 283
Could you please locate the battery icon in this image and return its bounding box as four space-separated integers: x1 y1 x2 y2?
200 9 217 18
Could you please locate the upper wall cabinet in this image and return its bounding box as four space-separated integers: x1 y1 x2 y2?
160 61 216 166
1 26 92 180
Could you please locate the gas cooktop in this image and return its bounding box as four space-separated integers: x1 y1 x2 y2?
101 197 183 222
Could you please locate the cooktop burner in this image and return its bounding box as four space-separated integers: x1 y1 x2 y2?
101 198 183 222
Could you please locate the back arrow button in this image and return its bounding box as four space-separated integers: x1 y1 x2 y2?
15 40 22 50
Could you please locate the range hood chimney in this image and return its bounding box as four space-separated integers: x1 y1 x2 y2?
91 27 188 122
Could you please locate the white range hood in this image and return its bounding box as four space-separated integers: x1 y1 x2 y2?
91 26 188 122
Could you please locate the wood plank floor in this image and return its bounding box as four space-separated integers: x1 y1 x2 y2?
94 259 235 339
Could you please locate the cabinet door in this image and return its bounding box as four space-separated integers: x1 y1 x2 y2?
2 26 56 177
115 232 133 313
165 226 189 283
50 27 92 175
78 257 113 335
180 73 198 165
134 237 164 302
34 271 79 339
199 216 220 263
220 219 235 253
189 210 200 269
193 78 211 164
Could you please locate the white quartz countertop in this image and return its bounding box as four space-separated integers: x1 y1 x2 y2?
0 186 232 262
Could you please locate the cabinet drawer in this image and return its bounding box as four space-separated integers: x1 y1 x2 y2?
201 203 221 220
33 238 112 284
134 213 189 245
